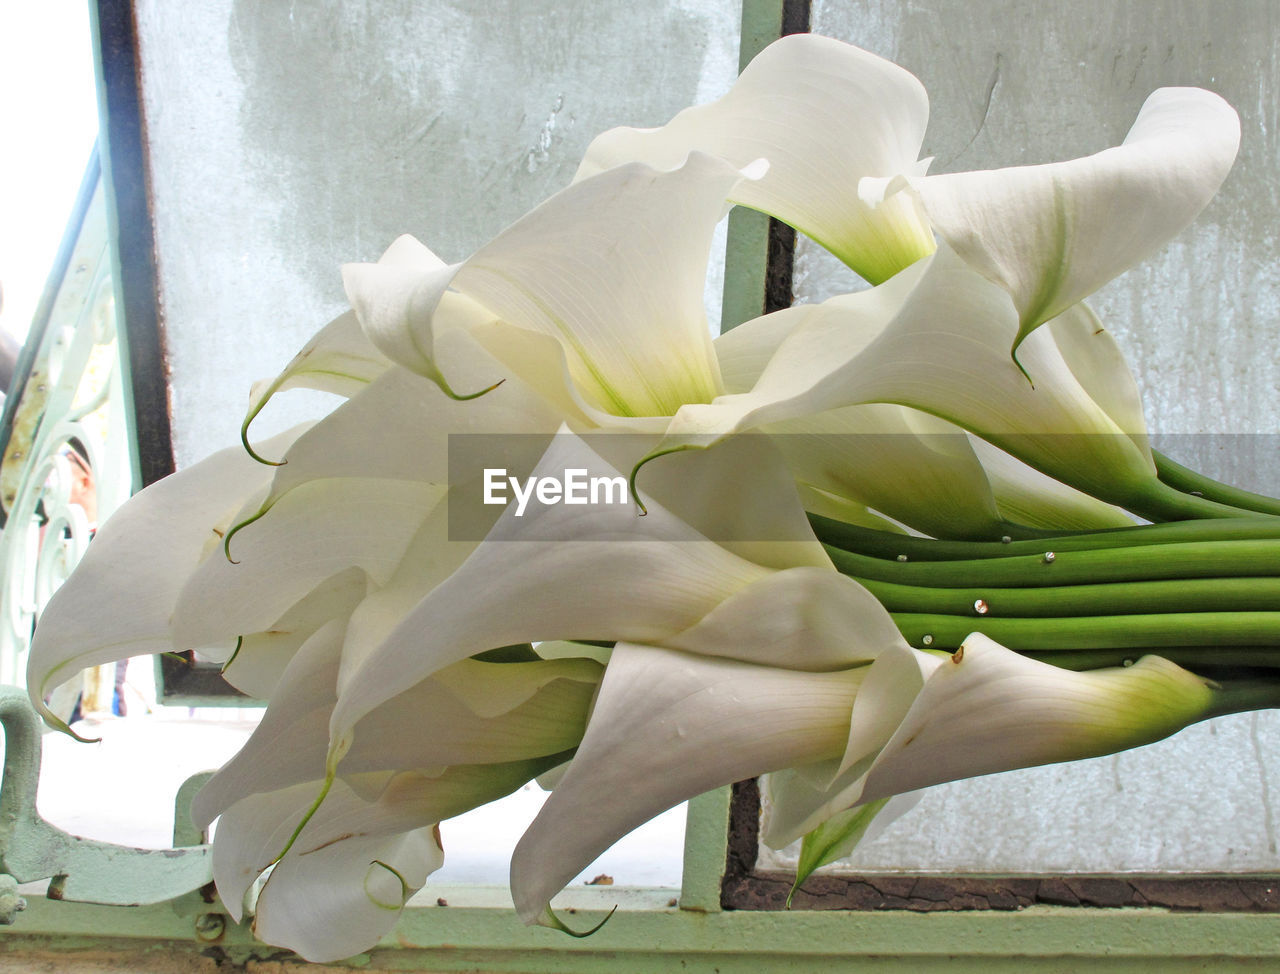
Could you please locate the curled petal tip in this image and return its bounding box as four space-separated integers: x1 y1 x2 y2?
240 426 288 467
222 507 270 564
536 904 617 938
442 375 506 402
1009 343 1035 389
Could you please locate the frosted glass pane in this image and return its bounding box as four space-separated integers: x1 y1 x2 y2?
131 0 740 889
761 0 1280 876
134 0 741 468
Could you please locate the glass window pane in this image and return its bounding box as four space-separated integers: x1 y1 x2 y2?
768 0 1280 876
125 0 742 893
134 0 742 467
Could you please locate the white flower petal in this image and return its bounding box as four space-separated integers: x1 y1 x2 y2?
968 436 1136 531
761 643 939 846
219 761 559 960
172 477 446 650
767 404 1008 540
1047 302 1149 451
260 350 558 510
254 822 440 963
830 247 1157 503
657 260 925 447
659 247 1154 510
453 155 738 418
341 235 504 398
196 619 597 830
241 312 392 463
626 433 827 570
860 634 1218 804
27 429 303 730
665 567 903 671
327 431 776 756
578 34 936 284
510 644 862 923
221 567 369 699
194 619 345 829
908 87 1240 347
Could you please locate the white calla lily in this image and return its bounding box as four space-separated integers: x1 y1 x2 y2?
216 759 558 963
26 427 304 735
857 635 1220 805
202 610 598 961
576 33 935 284
344 153 751 423
511 643 866 925
577 33 1238 353
866 87 1240 352
763 635 1228 866
653 245 1167 516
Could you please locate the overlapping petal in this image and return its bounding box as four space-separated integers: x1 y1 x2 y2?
325 431 796 755
857 635 1219 804
346 154 750 422
866 87 1240 350
510 643 864 924
22 30 1258 963
577 33 936 284
215 759 556 962
764 635 1222 860
26 428 304 732
240 312 391 463
194 619 598 830
656 246 1159 512
174 359 560 654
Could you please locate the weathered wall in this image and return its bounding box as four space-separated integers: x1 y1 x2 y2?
761 0 1280 878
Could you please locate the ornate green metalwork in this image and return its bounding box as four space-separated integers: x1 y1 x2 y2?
0 687 212 908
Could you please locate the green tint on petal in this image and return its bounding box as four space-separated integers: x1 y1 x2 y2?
453 155 736 418
767 404 1008 541
902 86 1240 349
968 437 1136 532
578 33 936 285
859 634 1218 804
788 798 892 906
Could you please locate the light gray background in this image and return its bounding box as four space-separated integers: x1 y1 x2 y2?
762 0 1280 876
135 0 740 468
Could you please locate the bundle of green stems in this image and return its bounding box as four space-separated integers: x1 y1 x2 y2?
809 450 1280 713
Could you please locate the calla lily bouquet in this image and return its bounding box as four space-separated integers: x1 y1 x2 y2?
27 34 1280 962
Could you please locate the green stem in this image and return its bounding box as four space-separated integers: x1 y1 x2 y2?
825 539 1280 589
856 576 1280 618
1124 475 1260 522
1154 450 1280 517
891 611 1280 652
1206 672 1280 717
810 513 1280 562
1020 648 1280 672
